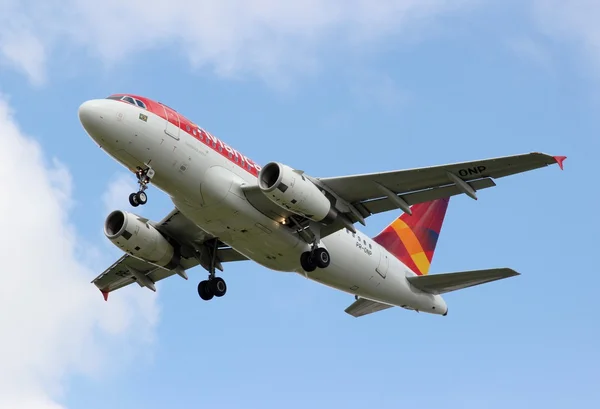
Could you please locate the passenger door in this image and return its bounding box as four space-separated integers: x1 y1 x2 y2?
162 105 180 140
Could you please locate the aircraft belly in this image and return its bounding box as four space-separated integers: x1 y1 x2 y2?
173 187 304 272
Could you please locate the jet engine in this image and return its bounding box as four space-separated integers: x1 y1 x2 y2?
104 210 180 269
258 162 337 223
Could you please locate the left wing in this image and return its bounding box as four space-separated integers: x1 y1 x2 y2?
317 152 565 220
92 208 247 299
243 152 565 244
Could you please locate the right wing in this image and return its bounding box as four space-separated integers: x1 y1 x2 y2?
345 297 394 317
407 268 520 295
92 208 248 299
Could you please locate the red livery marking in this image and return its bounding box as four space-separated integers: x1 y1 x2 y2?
108 94 261 177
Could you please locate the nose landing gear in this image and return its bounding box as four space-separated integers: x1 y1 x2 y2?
128 166 154 207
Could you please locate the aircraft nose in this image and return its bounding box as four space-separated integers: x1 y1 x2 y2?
78 99 114 144
78 99 101 130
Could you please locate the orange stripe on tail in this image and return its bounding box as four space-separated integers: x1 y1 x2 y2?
373 197 450 275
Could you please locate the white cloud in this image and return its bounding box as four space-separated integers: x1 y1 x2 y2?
0 0 474 86
0 94 159 409
531 0 600 74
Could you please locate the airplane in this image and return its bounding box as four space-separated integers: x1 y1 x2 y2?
78 93 566 317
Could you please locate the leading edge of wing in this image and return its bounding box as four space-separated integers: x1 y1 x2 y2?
317 152 566 204
319 152 565 183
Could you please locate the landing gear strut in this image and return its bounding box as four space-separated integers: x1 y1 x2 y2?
197 240 228 301
128 166 154 207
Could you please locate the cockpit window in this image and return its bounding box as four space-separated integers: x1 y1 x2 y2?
105 95 147 109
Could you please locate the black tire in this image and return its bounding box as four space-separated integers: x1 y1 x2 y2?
315 248 330 268
197 280 214 300
300 251 317 272
129 192 139 207
210 277 227 297
136 191 147 205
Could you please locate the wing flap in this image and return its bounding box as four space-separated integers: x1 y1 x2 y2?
407 268 520 295
345 297 394 317
360 177 495 216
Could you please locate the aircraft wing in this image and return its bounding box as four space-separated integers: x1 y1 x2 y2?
344 297 394 317
92 208 248 299
317 152 565 222
243 152 564 243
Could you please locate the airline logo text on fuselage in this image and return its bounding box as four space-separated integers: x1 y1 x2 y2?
457 165 486 177
198 128 262 173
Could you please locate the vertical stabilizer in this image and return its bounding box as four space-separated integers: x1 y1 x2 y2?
373 198 449 276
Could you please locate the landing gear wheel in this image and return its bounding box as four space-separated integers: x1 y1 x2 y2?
128 193 139 207
127 165 154 206
314 248 330 268
136 191 147 205
198 280 214 301
210 277 227 297
300 251 317 272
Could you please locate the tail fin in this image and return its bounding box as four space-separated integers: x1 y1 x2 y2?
373 197 450 276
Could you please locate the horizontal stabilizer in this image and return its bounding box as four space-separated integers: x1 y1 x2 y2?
407 268 519 295
345 297 393 317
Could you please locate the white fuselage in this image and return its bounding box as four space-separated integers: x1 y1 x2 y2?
79 98 448 315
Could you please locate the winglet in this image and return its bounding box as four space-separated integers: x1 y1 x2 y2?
101 290 109 301
553 155 567 170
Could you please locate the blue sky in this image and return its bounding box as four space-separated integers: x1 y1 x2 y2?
0 1 598 408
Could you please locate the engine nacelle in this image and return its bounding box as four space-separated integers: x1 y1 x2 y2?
258 162 337 223
104 210 180 269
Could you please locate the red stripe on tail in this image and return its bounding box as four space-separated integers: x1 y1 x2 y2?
373 198 450 275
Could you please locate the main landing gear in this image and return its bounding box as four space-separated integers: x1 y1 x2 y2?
300 246 330 272
197 240 227 301
128 166 155 207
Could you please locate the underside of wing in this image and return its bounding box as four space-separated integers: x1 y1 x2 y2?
407 268 520 295
92 208 248 299
345 297 394 317
318 152 564 206
242 152 565 246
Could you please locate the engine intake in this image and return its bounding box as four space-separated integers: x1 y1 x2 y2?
104 210 180 269
258 162 337 223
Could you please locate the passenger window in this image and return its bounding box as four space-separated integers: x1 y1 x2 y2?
122 96 135 105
